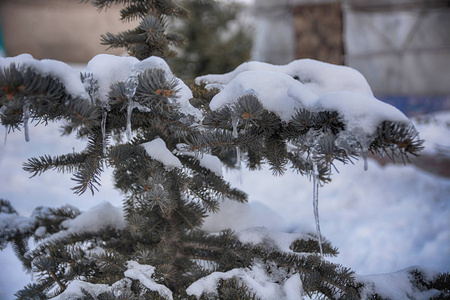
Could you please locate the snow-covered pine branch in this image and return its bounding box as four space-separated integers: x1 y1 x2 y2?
0 50 430 299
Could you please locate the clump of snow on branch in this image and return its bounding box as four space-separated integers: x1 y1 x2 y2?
314 91 409 135
52 261 173 300
357 266 442 299
208 70 318 122
0 206 56 240
124 261 174 300
41 202 124 243
177 144 224 177
85 54 139 103
141 138 183 170
202 200 288 232
197 59 409 139
51 280 112 300
85 54 201 119
0 54 200 119
0 54 87 98
187 262 303 300
196 59 373 97
236 226 309 253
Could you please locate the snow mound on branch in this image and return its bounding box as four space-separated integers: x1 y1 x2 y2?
0 54 87 98
190 152 223 177
42 202 124 243
198 59 409 137
85 54 200 119
85 54 139 103
176 144 224 176
141 138 183 170
196 59 373 97
208 71 318 122
125 261 173 300
0 206 56 239
135 57 199 119
202 200 288 232
0 214 34 238
60 201 124 232
358 266 441 299
187 263 303 300
51 280 112 300
314 91 409 135
236 227 309 253
51 261 173 299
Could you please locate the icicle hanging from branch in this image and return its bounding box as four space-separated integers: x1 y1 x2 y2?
23 101 31 142
232 116 243 184
124 74 139 141
312 162 324 256
101 111 107 155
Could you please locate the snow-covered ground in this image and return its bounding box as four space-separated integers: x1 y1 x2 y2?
0 109 449 298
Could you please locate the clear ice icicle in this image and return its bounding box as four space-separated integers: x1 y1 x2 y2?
126 101 134 141
101 111 107 155
23 102 30 142
236 146 242 184
312 162 324 256
124 74 139 141
361 145 369 171
232 116 242 183
231 116 239 138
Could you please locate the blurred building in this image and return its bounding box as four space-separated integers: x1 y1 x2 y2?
252 0 344 65
344 0 450 97
251 0 450 113
0 0 137 63
1 0 449 114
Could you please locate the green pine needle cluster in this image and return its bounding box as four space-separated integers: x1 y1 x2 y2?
82 0 188 59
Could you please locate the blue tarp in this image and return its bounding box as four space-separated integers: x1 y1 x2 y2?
0 16 5 57
379 96 450 117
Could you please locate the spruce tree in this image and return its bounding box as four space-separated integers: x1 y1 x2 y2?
169 0 253 80
0 0 447 299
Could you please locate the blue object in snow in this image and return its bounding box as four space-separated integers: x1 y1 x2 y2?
0 16 5 57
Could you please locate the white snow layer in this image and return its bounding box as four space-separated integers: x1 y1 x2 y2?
202 200 289 232
0 54 200 119
51 280 112 300
85 54 139 103
51 261 173 300
196 59 373 97
124 261 173 300
85 54 201 119
42 202 124 243
197 59 409 137
0 206 56 239
176 144 224 177
0 213 35 237
315 91 409 134
141 138 183 170
358 266 442 299
187 263 303 300
0 54 87 98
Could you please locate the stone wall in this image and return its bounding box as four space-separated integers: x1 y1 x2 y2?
0 0 137 62
293 2 344 65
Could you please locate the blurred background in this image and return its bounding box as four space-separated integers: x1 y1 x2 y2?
1 0 449 109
